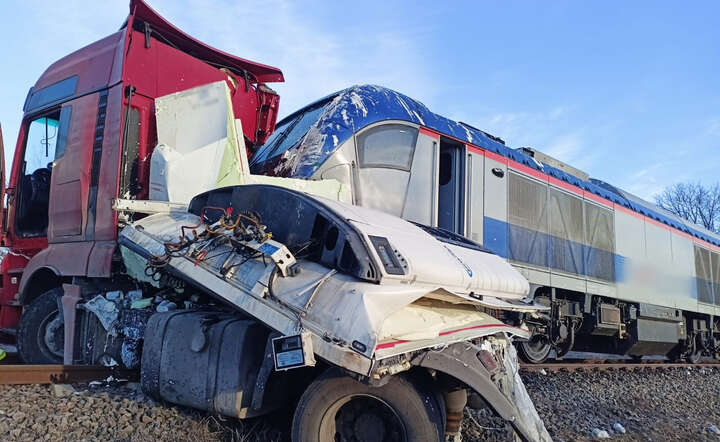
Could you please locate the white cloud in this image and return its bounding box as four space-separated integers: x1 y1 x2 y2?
147 0 435 117
0 0 435 172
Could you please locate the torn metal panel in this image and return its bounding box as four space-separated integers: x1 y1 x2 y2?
411 337 551 442
150 81 248 204
83 295 120 335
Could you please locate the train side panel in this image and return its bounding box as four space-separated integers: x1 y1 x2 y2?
670 232 699 312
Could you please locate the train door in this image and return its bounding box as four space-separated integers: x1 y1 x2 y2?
437 138 465 234
466 148 484 243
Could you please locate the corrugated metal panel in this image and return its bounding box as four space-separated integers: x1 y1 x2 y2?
550 189 584 275
585 202 615 281
508 172 548 267
695 245 713 304
713 252 720 305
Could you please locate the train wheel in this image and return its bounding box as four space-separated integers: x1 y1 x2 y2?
292 369 443 442
518 335 552 364
687 350 702 364
17 288 64 364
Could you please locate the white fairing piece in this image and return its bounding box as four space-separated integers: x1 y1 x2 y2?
150 81 249 204
318 198 530 301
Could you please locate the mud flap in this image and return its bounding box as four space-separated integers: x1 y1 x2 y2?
410 336 550 442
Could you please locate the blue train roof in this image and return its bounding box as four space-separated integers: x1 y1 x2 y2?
251 84 720 248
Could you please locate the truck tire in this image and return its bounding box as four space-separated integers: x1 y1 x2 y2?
17 288 64 364
292 369 443 442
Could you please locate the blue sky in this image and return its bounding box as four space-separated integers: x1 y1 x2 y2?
0 1 717 199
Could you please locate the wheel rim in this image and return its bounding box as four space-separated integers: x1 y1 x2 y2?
319 394 407 442
520 335 552 363
37 311 64 360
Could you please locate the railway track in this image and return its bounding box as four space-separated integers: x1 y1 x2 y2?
0 364 138 385
1 360 717 385
520 360 720 372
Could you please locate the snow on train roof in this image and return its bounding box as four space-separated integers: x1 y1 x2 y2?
251 84 720 248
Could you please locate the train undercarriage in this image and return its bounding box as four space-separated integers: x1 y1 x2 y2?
516 287 720 364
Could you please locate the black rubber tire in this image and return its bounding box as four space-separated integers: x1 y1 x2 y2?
292 369 443 442
17 288 64 364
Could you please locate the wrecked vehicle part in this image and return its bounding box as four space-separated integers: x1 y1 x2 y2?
411 337 551 442
116 184 550 440
118 186 534 371
187 184 531 299
141 311 300 418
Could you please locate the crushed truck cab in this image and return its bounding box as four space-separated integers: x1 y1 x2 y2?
117 184 550 441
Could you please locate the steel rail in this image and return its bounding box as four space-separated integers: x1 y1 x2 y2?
0 364 138 385
520 361 720 372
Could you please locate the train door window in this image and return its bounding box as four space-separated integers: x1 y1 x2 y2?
356 124 418 216
15 108 68 237
437 138 465 234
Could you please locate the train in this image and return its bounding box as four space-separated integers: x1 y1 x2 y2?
250 84 720 363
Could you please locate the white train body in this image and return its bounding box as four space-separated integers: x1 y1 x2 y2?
251 85 720 360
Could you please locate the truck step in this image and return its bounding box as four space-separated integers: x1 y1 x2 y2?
0 328 17 336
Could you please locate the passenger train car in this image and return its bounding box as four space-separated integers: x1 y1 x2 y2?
250 85 720 363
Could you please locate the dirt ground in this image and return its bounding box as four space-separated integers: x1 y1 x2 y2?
2 367 720 441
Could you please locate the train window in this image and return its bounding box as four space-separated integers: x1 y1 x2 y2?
585 202 615 281
508 172 548 267
550 189 585 275
358 124 418 171
251 101 329 165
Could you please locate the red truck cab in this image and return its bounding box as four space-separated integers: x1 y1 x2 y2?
0 0 283 354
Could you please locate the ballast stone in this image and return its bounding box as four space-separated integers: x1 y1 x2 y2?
591 428 610 439
613 422 627 434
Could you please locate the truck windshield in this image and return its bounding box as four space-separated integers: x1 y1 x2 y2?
251 100 330 167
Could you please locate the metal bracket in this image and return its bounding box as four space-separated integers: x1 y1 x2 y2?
242 239 297 277
410 342 534 442
251 331 281 410
112 198 188 215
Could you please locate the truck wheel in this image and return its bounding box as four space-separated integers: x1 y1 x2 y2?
292 369 443 442
17 288 64 364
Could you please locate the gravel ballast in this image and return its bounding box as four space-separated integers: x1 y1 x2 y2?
2 367 720 441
